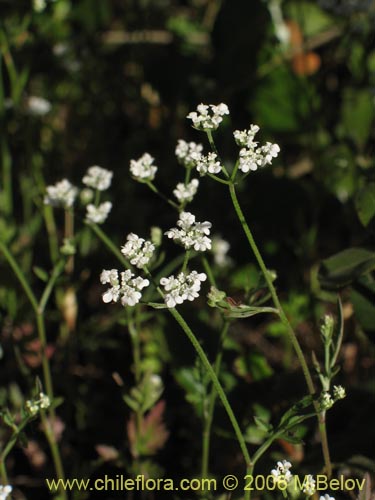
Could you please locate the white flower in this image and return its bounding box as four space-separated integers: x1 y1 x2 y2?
173 179 199 203
82 166 113 191
121 233 155 268
333 385 346 400
160 271 207 308
195 152 222 176
233 125 260 147
165 211 212 252
303 475 316 496
271 460 293 485
319 392 334 410
187 103 229 131
26 95 51 115
130 153 157 181
100 269 149 307
175 140 203 168
320 495 335 500
44 179 78 208
25 392 50 416
85 202 112 224
234 125 280 174
0 485 12 500
212 236 231 267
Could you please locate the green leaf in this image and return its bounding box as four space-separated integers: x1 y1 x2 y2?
318 247 375 289
147 302 169 310
350 276 375 332
341 89 374 149
225 305 278 318
33 266 49 282
355 183 375 227
254 416 272 433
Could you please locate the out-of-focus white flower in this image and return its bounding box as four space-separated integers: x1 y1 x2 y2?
130 153 157 181
44 179 78 208
85 202 112 224
160 271 207 308
173 179 199 203
333 385 346 400
26 96 52 116
195 152 222 176
121 233 155 269
271 460 293 485
211 236 231 267
25 392 50 416
100 269 149 307
82 166 113 191
175 140 203 168
187 103 229 131
320 495 335 500
303 475 316 496
0 485 12 500
165 211 212 252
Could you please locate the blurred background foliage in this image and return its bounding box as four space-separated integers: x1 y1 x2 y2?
0 0 374 498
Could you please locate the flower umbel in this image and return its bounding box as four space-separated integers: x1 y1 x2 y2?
44 179 78 208
160 271 207 308
175 140 203 168
187 103 229 131
165 212 212 252
195 152 222 176
121 233 155 269
173 179 199 203
271 460 293 486
25 392 51 416
130 153 157 182
333 385 346 400
100 269 149 307
85 202 112 224
303 475 316 496
82 166 113 191
234 125 280 174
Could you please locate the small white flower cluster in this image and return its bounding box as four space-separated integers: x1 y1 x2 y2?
333 385 346 400
25 392 51 416
271 460 293 485
0 485 12 500
187 103 229 131
85 201 112 224
26 95 52 116
319 385 346 411
165 212 212 252
175 140 203 169
44 179 78 208
320 495 335 500
173 179 199 203
100 269 149 307
303 474 316 496
160 271 207 308
82 166 113 191
130 153 157 182
195 152 222 176
233 125 280 173
121 233 155 269
211 236 231 267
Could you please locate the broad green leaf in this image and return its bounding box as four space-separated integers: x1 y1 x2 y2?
355 183 375 227
286 1 335 37
350 276 375 332
341 89 374 149
318 247 375 289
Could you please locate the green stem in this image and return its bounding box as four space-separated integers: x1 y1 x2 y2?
0 239 67 496
228 183 333 475
206 131 229 178
146 181 179 210
39 259 65 313
207 173 231 185
168 307 252 471
201 255 217 288
228 184 315 395
182 250 191 273
87 223 131 269
64 209 74 275
201 320 229 479
0 418 30 484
